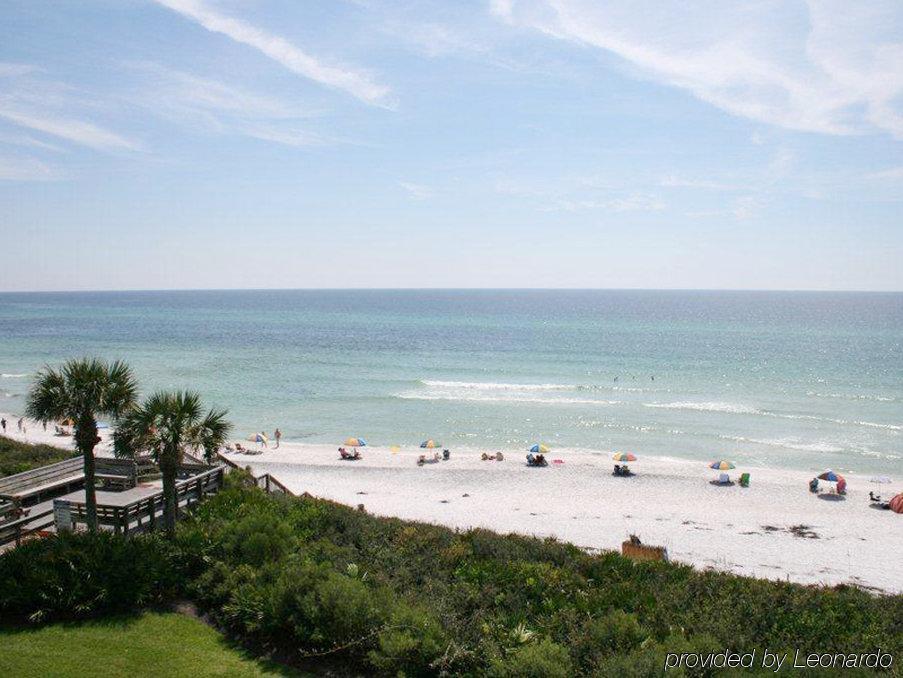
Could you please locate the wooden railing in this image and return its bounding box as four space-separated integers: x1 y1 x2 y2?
0 457 82 497
216 452 295 497
54 466 225 536
0 506 55 547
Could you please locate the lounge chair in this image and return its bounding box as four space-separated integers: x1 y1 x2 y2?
739 473 750 488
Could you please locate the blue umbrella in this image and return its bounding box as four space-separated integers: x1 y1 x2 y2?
529 443 550 454
818 470 843 482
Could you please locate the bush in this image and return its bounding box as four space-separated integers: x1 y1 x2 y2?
368 603 450 676
0 435 76 477
0 531 178 623
490 638 573 678
574 609 649 670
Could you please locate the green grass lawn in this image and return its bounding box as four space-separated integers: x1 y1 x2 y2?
0 611 301 677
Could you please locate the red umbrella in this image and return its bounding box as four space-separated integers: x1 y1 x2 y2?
889 493 903 514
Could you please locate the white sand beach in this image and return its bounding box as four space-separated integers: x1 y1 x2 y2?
3 413 901 594
235 442 903 595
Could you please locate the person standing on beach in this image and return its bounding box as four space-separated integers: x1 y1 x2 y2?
17 417 23 432
274 428 281 449
1 418 6 432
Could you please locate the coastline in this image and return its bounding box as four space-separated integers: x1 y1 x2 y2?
4 411 899 594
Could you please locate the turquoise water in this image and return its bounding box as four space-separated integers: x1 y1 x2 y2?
0 290 900 474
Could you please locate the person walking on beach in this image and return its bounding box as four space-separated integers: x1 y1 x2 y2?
274 428 281 449
17 417 23 432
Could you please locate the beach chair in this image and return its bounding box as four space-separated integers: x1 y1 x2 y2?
739 473 750 488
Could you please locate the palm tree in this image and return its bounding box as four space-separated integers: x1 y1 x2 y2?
114 391 230 535
26 358 138 531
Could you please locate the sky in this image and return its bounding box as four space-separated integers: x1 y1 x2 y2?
0 0 901 292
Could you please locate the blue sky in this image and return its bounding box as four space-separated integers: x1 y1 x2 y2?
0 0 901 291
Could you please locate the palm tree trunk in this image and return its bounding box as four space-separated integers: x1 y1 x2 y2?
75 415 99 531
161 463 177 536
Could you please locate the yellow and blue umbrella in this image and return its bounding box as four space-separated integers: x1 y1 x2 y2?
420 439 440 449
529 443 550 454
344 437 367 447
612 452 637 462
709 460 735 470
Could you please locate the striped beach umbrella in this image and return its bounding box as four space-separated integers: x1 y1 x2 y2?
420 439 440 449
889 493 903 514
709 460 735 470
529 443 550 454
612 452 637 462
344 437 367 447
818 470 843 482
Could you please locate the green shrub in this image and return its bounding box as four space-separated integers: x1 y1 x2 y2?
368 603 450 676
0 435 76 477
490 638 573 678
574 609 649 670
0 532 177 623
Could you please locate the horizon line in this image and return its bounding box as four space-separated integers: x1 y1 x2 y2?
2 286 903 294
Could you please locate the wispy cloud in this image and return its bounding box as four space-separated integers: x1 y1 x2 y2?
127 62 327 148
399 181 435 200
0 65 140 152
0 154 59 181
153 0 392 107
492 1 903 138
550 192 665 213
0 62 42 78
0 106 139 151
0 132 64 153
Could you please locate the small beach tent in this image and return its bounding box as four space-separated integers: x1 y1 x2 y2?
529 443 550 454
420 439 439 449
709 461 735 470
889 494 903 514
612 452 637 462
345 437 367 447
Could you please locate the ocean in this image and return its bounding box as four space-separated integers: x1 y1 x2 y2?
0 289 900 474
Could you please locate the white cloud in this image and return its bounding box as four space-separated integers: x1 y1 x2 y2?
0 132 64 153
0 64 140 152
0 63 42 77
660 175 737 191
126 63 331 148
399 181 435 199
867 166 903 181
492 0 903 138
0 106 139 151
0 155 58 181
153 0 392 107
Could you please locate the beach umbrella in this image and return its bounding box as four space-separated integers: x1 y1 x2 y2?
420 439 440 449
529 443 550 454
612 452 637 462
818 470 843 483
889 494 903 514
709 460 735 470
344 437 367 447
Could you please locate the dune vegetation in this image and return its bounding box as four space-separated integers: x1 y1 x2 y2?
1 471 900 676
